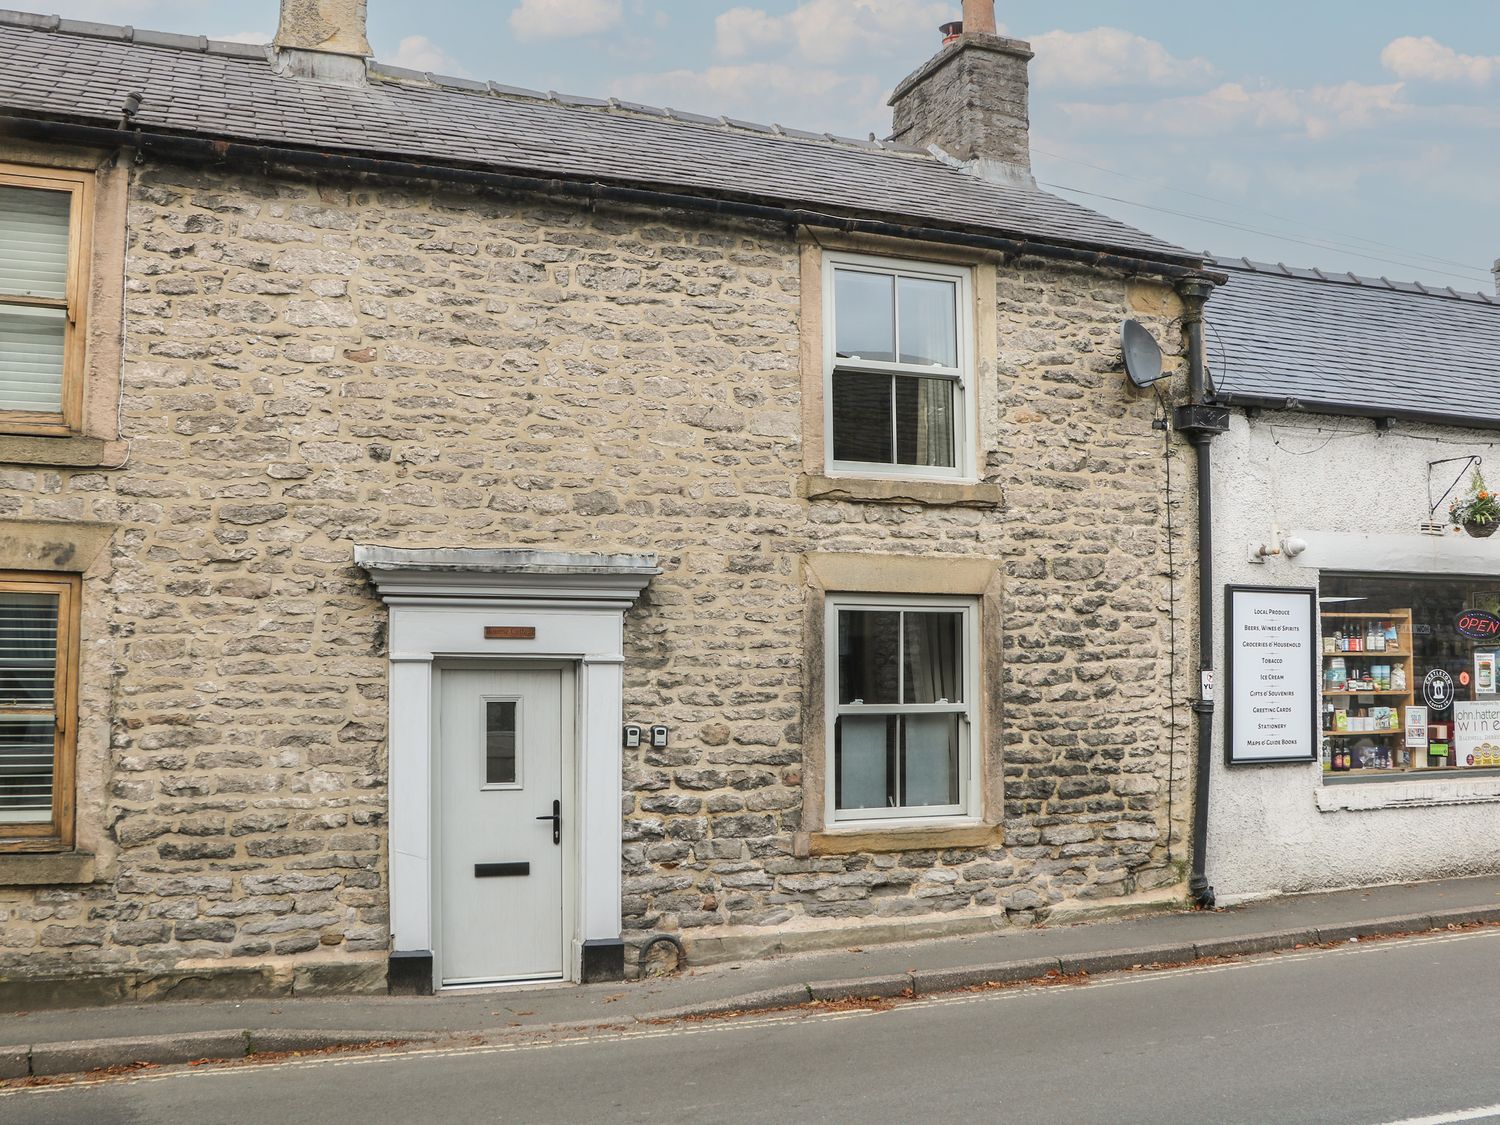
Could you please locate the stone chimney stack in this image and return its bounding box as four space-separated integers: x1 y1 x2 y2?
274 0 371 82
888 0 1034 183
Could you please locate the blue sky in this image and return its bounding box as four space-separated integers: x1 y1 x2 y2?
55 1 1500 291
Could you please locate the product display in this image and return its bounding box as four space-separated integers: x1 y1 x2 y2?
1317 578 1500 776
1321 609 1414 772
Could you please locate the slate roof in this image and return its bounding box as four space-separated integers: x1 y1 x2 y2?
1206 257 1500 427
0 9 1199 264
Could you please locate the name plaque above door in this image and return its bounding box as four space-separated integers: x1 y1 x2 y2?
485 626 537 640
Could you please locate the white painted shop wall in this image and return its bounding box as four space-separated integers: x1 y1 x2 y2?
1208 411 1500 902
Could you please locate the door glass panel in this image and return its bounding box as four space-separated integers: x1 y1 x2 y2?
484 700 518 785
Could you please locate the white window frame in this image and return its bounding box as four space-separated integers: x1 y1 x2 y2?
824 593 980 825
821 251 975 482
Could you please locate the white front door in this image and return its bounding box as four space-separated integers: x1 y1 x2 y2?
436 666 572 986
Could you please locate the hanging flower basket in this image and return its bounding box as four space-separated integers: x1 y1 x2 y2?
1450 469 1500 538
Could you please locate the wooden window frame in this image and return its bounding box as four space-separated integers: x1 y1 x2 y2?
0 571 80 852
0 162 94 437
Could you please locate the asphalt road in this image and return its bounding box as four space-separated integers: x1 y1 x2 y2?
9 928 1500 1125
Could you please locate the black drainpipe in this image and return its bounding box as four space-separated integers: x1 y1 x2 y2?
1173 278 1228 909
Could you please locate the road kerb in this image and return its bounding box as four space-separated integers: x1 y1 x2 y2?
1315 913 1435 945
29 1031 250 1077
909 957 1064 995
243 1029 434 1056
1057 943 1200 976
641 984 814 1022
1426 905 1500 929
807 974 914 1002
0 1047 29 1081
1192 928 1318 958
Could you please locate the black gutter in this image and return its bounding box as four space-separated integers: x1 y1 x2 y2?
0 113 1224 286
1213 391 1500 434
1174 280 1228 910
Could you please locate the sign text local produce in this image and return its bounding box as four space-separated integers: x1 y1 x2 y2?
1225 586 1318 765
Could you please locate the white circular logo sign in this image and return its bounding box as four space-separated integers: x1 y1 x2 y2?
1424 668 1454 710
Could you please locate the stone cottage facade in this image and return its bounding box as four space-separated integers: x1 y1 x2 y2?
0 0 1215 998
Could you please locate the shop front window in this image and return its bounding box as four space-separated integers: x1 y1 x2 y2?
1320 573 1500 777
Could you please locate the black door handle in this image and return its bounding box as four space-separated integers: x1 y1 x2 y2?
535 799 560 845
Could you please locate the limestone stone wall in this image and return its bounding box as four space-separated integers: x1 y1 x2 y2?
0 154 1194 984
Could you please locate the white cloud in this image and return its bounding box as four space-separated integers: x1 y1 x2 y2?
387 35 469 76
1381 36 1496 87
509 0 624 42
1061 80 1408 141
715 7 786 59
714 0 953 66
1029 27 1214 89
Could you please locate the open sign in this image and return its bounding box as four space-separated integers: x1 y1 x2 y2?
1456 610 1500 640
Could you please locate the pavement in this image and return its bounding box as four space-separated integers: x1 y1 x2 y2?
6 872 1500 1081
18 921 1500 1124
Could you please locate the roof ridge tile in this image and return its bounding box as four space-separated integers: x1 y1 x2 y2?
55 16 131 40
1211 255 1497 308
0 9 56 30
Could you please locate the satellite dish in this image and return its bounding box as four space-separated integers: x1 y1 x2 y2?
1121 319 1165 388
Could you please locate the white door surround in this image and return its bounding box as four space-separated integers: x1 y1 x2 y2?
356 547 659 992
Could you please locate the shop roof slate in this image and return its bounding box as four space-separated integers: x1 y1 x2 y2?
1206 257 1500 427
0 9 1199 264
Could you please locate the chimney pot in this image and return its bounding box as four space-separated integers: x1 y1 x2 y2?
940 21 963 47
961 0 998 36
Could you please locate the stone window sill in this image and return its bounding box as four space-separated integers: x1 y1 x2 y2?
797 823 1004 856
0 434 128 469
799 474 1003 510
0 851 96 886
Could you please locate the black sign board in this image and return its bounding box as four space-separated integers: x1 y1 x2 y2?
1224 585 1319 765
